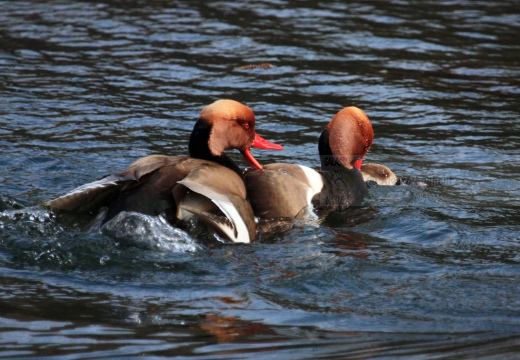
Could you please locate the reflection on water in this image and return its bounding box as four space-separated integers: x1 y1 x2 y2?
1 0 519 357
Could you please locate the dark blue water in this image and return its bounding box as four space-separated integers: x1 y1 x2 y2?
1 0 519 358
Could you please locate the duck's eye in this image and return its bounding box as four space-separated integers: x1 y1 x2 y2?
243 122 251 131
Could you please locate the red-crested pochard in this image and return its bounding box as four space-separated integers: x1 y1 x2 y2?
245 106 374 219
44 99 283 243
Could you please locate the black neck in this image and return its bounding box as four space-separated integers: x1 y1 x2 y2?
318 129 341 170
189 120 243 176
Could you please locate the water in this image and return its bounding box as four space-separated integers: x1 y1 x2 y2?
1 0 519 358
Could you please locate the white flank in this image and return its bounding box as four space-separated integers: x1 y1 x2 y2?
297 165 324 203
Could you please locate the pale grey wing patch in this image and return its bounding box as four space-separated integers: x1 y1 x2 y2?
177 178 251 243
180 204 238 242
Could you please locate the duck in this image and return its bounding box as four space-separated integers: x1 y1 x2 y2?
44 99 283 243
244 106 374 219
360 163 427 186
360 163 398 185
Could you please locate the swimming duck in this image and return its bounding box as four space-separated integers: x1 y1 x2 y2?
44 99 283 243
245 106 373 219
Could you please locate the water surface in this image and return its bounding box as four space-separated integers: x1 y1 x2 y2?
1 0 519 358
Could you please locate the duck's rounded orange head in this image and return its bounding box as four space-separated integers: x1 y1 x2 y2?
196 99 283 169
319 106 374 170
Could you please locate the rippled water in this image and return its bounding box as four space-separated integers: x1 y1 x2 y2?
1 0 519 358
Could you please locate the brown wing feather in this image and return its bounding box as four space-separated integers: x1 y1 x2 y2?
44 155 187 213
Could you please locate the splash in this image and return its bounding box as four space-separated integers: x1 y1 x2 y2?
102 212 203 253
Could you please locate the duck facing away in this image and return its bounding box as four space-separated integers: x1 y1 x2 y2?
44 99 283 243
245 106 374 219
